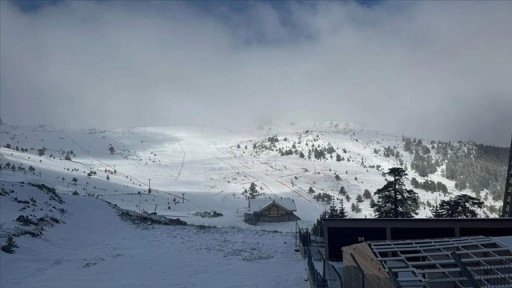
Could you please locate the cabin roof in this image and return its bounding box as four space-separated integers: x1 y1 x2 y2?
249 198 296 213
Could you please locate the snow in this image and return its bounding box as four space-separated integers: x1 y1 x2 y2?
1 190 306 288
0 120 504 287
0 121 500 228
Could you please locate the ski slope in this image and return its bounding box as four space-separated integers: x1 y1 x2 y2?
0 121 500 231
0 184 305 288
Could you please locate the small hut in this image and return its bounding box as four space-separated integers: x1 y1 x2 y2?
244 198 297 225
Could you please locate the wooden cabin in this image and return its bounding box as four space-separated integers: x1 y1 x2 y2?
244 198 297 225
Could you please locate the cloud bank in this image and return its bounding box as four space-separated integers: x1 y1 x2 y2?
1 1 511 146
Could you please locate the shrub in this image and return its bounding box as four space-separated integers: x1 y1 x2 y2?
16 215 37 226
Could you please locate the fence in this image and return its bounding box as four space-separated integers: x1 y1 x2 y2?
306 245 328 288
298 224 342 288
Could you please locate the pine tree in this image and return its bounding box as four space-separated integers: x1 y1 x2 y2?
327 198 348 219
328 203 338 218
430 199 444 218
1 235 19 254
351 203 361 213
356 194 364 203
338 199 348 218
371 167 418 218
308 186 315 194
339 186 346 195
363 189 372 200
410 177 420 188
312 210 329 236
248 182 259 199
438 194 483 218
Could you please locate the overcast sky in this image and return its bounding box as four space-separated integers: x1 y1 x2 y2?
1 1 511 146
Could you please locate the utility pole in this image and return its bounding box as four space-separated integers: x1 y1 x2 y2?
295 218 298 249
138 191 142 214
182 193 185 203
148 178 152 194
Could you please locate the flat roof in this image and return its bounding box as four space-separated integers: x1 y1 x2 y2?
323 217 512 227
369 236 512 287
323 217 512 261
323 217 512 222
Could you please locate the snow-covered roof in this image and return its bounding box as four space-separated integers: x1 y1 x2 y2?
249 198 296 212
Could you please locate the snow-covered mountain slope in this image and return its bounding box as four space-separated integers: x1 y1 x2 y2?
0 121 508 287
0 181 305 288
0 121 506 230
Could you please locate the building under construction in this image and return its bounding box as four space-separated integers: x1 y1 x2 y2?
323 218 512 261
343 236 512 288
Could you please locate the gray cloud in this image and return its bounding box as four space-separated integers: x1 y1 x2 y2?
1 1 511 146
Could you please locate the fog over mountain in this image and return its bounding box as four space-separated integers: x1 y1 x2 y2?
1 1 511 146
